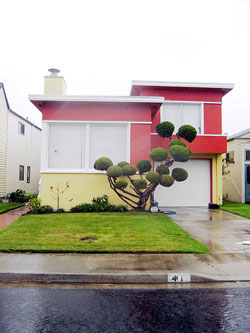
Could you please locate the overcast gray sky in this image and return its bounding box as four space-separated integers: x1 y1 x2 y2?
1 0 250 135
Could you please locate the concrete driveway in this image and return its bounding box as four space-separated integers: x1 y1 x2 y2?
164 207 250 253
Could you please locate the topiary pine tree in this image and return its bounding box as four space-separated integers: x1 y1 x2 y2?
94 121 197 210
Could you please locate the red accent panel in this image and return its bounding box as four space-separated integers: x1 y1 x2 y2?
151 110 160 133
139 87 223 102
42 102 152 122
210 159 213 203
130 124 151 166
204 104 222 134
151 135 227 153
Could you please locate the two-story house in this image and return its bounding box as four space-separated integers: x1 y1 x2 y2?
29 71 233 210
0 83 41 197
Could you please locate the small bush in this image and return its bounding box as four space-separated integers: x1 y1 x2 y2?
146 172 160 184
156 165 169 175
94 157 113 170
55 208 66 213
160 175 175 187
114 180 128 190
70 203 94 213
156 121 175 138
28 197 41 212
36 205 54 214
136 159 151 174
150 147 168 162
92 194 110 211
10 189 26 203
177 125 197 143
107 165 123 177
108 205 128 212
169 145 190 162
117 161 129 168
169 139 186 148
172 168 188 182
134 179 147 190
122 164 136 176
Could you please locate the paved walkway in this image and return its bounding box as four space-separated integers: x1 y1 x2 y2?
0 206 29 230
0 207 250 284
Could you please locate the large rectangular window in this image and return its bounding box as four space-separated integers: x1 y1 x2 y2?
162 103 201 134
48 123 128 170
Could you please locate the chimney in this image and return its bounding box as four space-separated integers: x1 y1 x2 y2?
44 68 67 95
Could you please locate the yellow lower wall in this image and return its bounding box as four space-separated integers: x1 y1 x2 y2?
40 153 223 210
40 173 141 210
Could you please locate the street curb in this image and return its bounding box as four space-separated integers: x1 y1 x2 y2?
0 272 233 284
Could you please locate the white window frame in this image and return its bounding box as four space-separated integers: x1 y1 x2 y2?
41 121 135 173
160 100 205 135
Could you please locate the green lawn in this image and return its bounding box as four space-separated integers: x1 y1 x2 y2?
0 202 24 213
220 200 250 219
0 212 210 253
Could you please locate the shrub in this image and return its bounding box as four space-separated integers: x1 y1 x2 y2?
156 165 170 175
70 203 94 213
117 161 129 168
156 121 175 138
136 159 151 174
55 208 66 213
108 205 128 212
134 179 147 190
169 139 186 148
94 157 113 170
177 125 197 143
160 175 175 187
150 148 168 162
114 180 128 190
172 168 188 182
146 172 160 183
122 164 136 176
92 194 110 211
36 205 54 214
28 197 41 212
169 145 190 162
107 165 123 177
10 189 26 202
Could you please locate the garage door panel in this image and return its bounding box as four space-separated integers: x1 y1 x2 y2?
155 159 210 207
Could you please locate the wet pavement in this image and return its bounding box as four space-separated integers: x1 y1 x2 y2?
0 206 29 230
165 207 250 253
0 284 250 333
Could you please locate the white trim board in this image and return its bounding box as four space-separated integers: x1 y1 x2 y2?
42 120 152 125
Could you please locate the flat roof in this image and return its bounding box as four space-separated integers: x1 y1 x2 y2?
131 80 234 96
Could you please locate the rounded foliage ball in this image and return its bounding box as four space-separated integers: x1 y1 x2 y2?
169 139 186 148
160 175 175 187
177 125 197 143
156 165 170 175
136 159 152 174
107 165 123 177
117 161 129 168
122 164 136 176
134 179 147 190
146 171 160 184
169 145 190 162
94 157 113 171
156 121 175 138
172 168 188 182
114 179 128 189
150 147 168 162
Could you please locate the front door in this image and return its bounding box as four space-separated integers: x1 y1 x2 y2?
245 165 250 202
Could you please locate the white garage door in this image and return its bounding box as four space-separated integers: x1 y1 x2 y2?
154 159 211 207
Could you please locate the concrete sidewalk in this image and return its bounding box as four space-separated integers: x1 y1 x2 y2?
0 207 249 284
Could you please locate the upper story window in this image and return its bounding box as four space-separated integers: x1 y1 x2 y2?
161 103 202 134
19 165 24 181
48 123 129 170
245 150 250 161
226 151 234 163
18 121 25 135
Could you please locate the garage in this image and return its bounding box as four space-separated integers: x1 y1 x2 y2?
154 159 211 207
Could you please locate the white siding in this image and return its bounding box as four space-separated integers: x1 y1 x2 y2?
0 87 8 197
6 112 41 194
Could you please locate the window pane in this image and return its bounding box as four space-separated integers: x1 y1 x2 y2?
19 165 24 181
162 103 201 134
246 150 250 161
247 166 250 184
48 124 85 169
89 124 127 168
27 166 31 183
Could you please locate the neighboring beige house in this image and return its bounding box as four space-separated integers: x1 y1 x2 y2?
223 128 250 203
0 83 41 197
